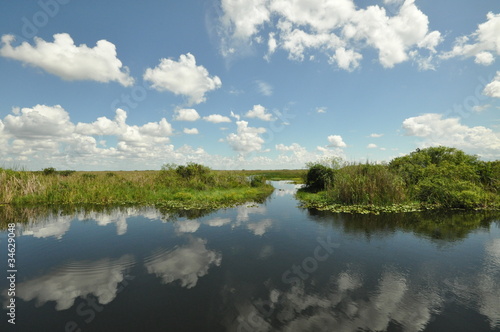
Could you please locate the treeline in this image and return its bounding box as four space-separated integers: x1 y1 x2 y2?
300 146 500 210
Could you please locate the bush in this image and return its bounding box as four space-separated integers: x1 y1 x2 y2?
175 163 210 179
250 175 266 187
59 170 75 177
305 164 335 191
43 167 56 175
415 176 487 208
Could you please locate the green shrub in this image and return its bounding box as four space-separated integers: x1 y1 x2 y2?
305 164 334 191
43 167 56 175
415 176 487 208
250 175 266 187
58 170 75 176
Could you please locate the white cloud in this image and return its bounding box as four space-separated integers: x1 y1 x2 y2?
220 0 271 40
402 113 500 158
473 104 491 112
475 51 495 65
331 47 362 71
316 107 327 114
0 33 133 86
226 120 266 153
3 104 74 138
244 104 275 121
327 135 347 148
484 71 500 98
143 53 221 105
173 108 200 121
219 0 442 69
144 237 222 288
0 105 181 169
264 32 278 61
370 133 384 138
367 143 378 149
203 114 232 123
441 12 500 65
183 128 199 135
255 80 273 96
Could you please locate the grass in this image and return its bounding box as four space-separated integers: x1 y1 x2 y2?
0 167 274 209
298 147 500 213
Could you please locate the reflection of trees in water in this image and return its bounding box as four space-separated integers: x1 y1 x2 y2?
307 209 500 242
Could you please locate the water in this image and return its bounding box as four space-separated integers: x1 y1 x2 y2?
1 181 500 331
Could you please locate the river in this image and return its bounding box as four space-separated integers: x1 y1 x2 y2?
1 181 499 331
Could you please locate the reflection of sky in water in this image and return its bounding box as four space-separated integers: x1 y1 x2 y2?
144 237 221 288
2 182 500 331
226 267 444 332
17 202 278 238
4 255 135 311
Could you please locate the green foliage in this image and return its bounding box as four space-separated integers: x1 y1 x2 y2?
415 177 490 208
300 146 500 211
304 164 335 191
58 170 75 177
175 162 211 179
250 175 266 187
329 163 406 205
43 167 56 175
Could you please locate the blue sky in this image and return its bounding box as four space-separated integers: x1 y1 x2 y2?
0 0 499 170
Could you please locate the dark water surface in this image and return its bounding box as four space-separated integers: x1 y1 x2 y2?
1 181 500 331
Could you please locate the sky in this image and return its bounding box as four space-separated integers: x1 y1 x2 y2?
0 0 499 170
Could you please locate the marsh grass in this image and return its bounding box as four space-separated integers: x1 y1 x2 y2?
0 166 274 208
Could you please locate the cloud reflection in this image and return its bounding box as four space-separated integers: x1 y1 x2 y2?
144 237 222 288
4 255 135 311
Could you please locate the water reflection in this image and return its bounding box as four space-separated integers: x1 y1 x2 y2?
308 209 500 242
144 237 222 289
228 266 445 332
1 182 499 331
5 255 135 311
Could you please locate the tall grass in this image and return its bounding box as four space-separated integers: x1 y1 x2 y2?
326 163 406 205
0 164 274 208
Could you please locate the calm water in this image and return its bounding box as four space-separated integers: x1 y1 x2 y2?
1 181 500 332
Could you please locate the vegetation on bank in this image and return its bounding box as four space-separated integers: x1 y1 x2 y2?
0 163 274 209
298 146 500 214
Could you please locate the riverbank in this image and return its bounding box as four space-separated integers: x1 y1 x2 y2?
0 165 276 209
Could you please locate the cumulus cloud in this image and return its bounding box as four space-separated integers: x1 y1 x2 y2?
0 105 180 169
244 104 275 121
484 71 500 98
218 0 442 69
367 143 378 148
203 114 232 123
327 135 347 147
173 108 200 121
143 53 222 105
183 128 199 135
226 120 266 153
402 113 500 158
144 237 222 288
0 33 133 86
441 12 500 65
